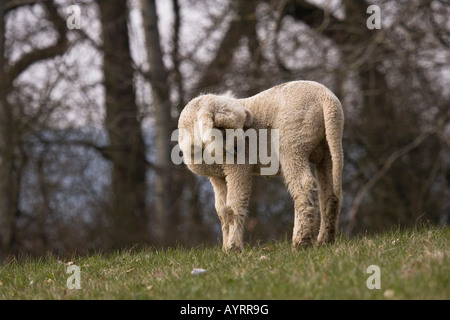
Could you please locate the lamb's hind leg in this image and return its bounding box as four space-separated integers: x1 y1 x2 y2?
281 156 320 247
316 150 340 244
210 177 229 251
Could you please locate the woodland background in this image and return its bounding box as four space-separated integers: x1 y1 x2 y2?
0 0 449 256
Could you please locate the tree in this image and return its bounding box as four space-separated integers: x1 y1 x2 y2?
0 0 8 256
0 0 68 255
140 0 178 245
98 0 148 247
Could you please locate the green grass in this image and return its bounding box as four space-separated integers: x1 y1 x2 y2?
0 226 448 299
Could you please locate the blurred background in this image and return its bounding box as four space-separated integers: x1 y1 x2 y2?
0 0 449 256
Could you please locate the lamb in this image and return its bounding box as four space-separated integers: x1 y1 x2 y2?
177 80 344 252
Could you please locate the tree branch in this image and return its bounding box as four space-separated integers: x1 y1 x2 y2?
345 131 433 234
282 0 349 45
5 0 68 89
5 0 50 13
195 0 258 93
171 0 184 112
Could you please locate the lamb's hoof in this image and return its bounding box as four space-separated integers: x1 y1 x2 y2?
223 243 243 254
317 231 336 246
292 237 314 248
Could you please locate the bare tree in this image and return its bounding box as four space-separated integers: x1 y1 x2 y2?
98 0 148 247
140 0 178 245
0 0 68 254
0 0 9 256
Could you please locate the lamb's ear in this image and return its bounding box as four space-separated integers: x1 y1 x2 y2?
244 108 254 128
198 113 214 143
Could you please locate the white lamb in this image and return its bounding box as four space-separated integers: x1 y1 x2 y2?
178 81 344 252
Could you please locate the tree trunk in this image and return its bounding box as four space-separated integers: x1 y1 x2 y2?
141 0 205 246
140 0 179 245
0 1 69 255
0 0 13 256
98 0 148 248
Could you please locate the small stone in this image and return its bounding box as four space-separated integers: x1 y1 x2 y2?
191 268 207 275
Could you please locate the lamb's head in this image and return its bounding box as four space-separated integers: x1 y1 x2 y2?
195 94 253 143
177 94 253 164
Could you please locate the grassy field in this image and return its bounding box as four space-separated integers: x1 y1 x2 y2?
0 226 448 300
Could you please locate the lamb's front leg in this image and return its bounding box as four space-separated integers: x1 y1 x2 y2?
224 167 253 252
210 177 229 251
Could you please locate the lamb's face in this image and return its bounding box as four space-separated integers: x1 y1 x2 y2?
177 94 254 168
196 95 253 142
212 98 248 130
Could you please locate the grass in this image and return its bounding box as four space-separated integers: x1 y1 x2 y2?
0 226 448 300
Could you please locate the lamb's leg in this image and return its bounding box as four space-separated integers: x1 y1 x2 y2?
281 156 320 247
316 151 340 244
210 177 229 251
224 168 253 252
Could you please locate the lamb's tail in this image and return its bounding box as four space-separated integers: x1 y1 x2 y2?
323 92 344 201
